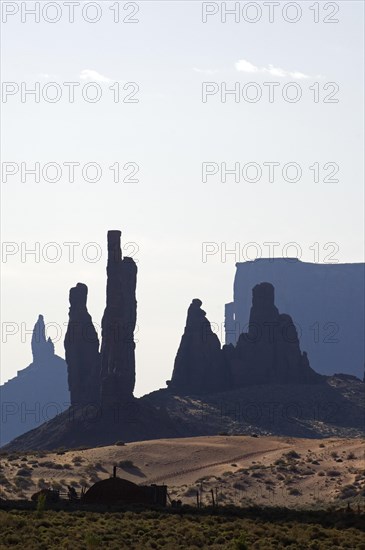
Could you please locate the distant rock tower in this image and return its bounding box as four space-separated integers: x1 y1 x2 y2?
100 230 137 407
1 315 69 446
226 282 322 386
31 314 54 363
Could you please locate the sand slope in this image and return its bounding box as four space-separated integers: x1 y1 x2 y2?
1 436 364 508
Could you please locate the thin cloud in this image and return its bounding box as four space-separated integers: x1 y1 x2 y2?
79 69 112 83
38 73 60 80
235 59 315 80
193 67 218 75
235 60 259 74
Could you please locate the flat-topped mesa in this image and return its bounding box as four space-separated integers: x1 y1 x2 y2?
168 299 227 394
100 230 137 407
64 282 100 405
31 315 54 363
231 282 321 386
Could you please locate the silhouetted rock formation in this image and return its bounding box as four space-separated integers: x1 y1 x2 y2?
169 283 322 396
64 232 137 409
64 283 100 405
0 316 69 446
168 299 227 394
31 315 54 363
100 230 137 408
226 259 365 379
228 283 321 386
3 231 179 451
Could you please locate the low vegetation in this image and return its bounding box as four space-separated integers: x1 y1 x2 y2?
0 507 364 549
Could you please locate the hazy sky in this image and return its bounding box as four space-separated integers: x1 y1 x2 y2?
1 0 364 396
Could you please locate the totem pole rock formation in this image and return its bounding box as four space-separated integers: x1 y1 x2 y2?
64 283 101 405
31 315 54 363
168 299 227 394
100 230 137 407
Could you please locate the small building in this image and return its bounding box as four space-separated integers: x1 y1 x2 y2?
82 476 167 507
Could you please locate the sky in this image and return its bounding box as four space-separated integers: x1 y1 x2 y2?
1 0 364 396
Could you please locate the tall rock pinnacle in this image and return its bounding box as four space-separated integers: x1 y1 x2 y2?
100 230 137 407
169 299 226 394
64 283 100 405
31 314 54 363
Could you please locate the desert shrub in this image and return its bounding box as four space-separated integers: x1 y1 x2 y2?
331 451 338 459
72 456 84 464
39 461 64 469
115 441 125 446
14 476 32 490
347 452 356 460
233 533 248 550
55 447 66 455
288 488 302 496
85 532 102 549
319 443 325 448
285 450 301 460
300 468 315 476
340 485 358 499
16 468 32 477
7 454 19 461
327 470 341 477
0 472 10 486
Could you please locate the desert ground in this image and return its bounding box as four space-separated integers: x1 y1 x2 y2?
1 435 364 509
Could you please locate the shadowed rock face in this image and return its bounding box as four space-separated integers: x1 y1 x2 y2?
1 315 69 447
170 283 321 396
31 315 54 363
100 230 137 407
226 259 365 379
168 299 227 394
227 282 322 386
64 283 100 405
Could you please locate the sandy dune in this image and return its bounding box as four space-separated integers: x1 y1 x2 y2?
1 436 364 508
